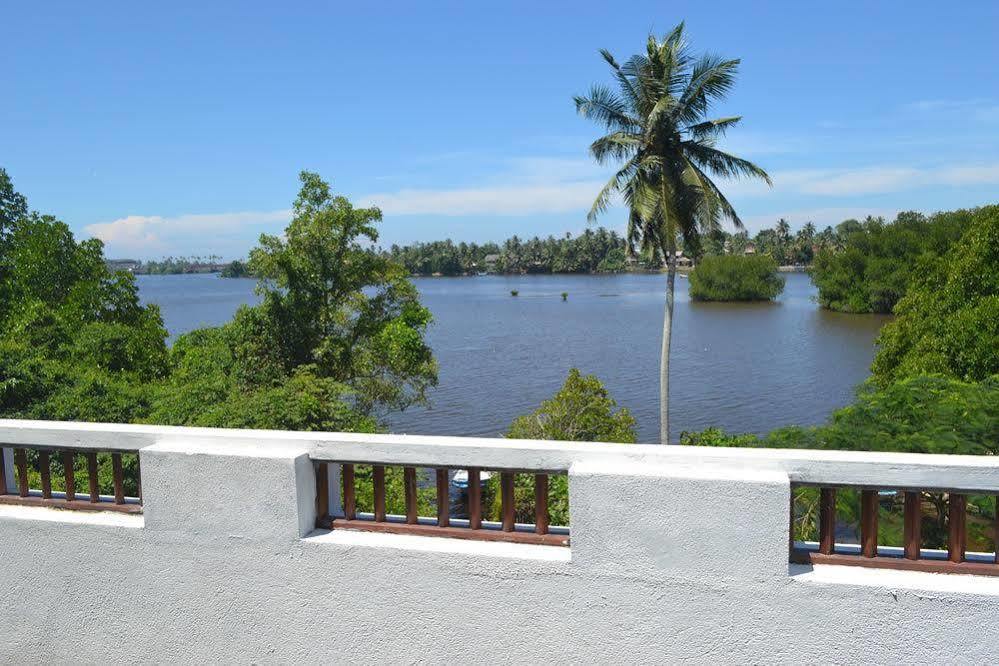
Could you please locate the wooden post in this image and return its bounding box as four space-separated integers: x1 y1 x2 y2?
404 467 417 524
436 468 449 527
467 468 481 530
903 491 921 560
315 462 329 525
342 464 356 520
501 472 515 532
373 465 386 522
86 452 100 502
0 448 7 495
39 450 52 499
15 449 29 497
948 493 967 564
111 453 125 504
860 490 878 558
534 474 549 535
818 488 836 555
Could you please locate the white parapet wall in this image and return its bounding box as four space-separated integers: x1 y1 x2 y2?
1 419 999 664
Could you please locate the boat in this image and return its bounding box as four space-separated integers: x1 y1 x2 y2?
450 469 494 489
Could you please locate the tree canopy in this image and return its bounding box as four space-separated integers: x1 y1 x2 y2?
872 205 998 384
688 254 785 301
809 209 970 313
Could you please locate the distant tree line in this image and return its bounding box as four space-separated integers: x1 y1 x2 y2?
383 228 630 275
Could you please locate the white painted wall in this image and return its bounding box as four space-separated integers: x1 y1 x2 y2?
1 420 998 664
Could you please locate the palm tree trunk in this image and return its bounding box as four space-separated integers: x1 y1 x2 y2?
660 252 677 444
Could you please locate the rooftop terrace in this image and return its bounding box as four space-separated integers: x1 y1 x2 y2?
2 419 998 663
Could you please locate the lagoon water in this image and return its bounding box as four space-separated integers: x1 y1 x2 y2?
137 272 887 443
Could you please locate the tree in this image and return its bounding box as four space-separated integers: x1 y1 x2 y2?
150 171 438 430
872 205 999 385
492 369 636 525
0 170 169 424
688 255 785 301
575 23 770 443
810 209 971 314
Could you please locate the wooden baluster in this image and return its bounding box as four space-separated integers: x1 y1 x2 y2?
342 464 356 520
903 491 922 560
404 467 417 524
135 455 142 502
501 472 515 532
315 462 329 526
111 453 125 504
62 451 76 501
0 448 7 495
436 469 449 527
373 465 386 522
534 474 549 535
15 449 29 497
39 450 52 499
86 452 100 503
860 489 878 558
467 468 482 530
995 496 999 566
948 493 967 564
818 487 836 555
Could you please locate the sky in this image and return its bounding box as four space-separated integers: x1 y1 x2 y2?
3 1 998 260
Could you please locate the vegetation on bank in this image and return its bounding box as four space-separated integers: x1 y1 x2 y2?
0 168 438 492
688 255 785 302
809 209 974 313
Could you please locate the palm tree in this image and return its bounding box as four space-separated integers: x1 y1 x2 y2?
575 23 771 443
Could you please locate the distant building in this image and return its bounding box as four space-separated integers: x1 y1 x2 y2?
106 259 141 273
483 254 500 266
743 243 756 255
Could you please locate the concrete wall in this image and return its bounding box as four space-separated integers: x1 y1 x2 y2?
1 420 998 664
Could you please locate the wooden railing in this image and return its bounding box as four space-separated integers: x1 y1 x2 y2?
315 461 569 546
790 484 999 576
0 446 142 514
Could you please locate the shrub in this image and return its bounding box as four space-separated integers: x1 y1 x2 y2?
688 255 785 301
490 369 635 525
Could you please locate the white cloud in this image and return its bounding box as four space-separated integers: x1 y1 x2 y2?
85 209 292 256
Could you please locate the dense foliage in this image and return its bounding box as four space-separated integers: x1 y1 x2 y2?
1 169 436 436
489 369 635 525
688 255 784 301
809 210 970 313
872 205 999 385
150 171 437 429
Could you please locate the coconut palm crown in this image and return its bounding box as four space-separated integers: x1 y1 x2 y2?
575 23 771 443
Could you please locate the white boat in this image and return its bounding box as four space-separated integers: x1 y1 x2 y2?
450 469 494 489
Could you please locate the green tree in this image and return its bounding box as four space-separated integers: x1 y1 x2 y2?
0 171 169 424
576 23 771 443
491 368 636 525
688 255 785 301
810 210 968 314
149 171 437 430
872 205 999 384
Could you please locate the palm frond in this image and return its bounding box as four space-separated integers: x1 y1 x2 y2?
683 141 772 185
685 116 741 140
675 55 740 125
589 131 642 164
574 85 642 130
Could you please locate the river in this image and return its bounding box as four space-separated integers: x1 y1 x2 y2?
137 272 888 443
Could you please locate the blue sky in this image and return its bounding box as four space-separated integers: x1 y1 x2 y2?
3 1 998 259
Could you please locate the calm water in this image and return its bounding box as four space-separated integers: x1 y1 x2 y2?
137 272 888 443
